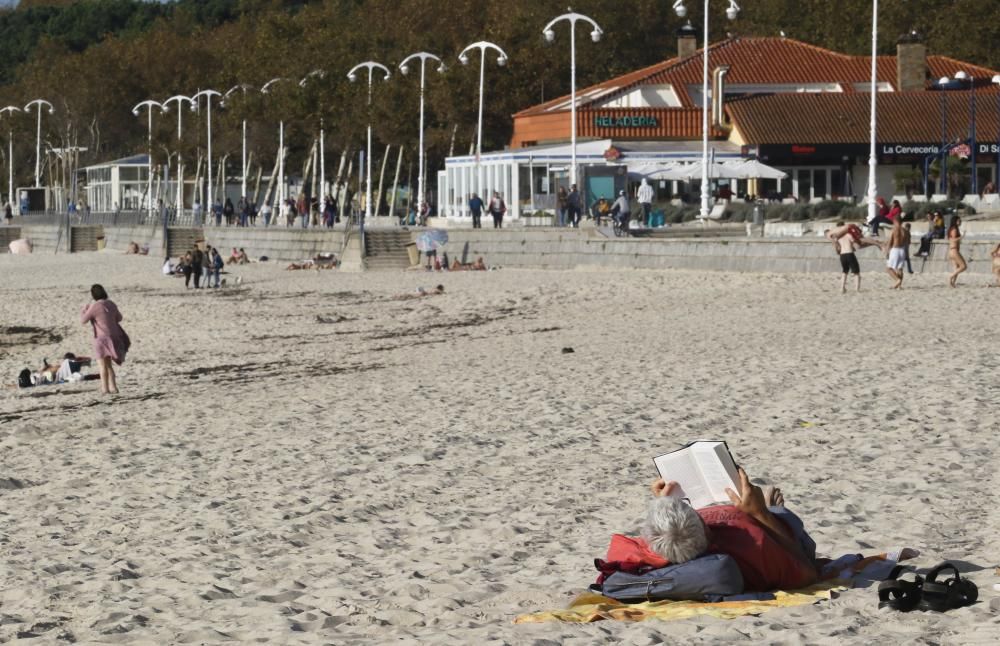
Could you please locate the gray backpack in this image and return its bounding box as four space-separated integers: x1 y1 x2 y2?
594 553 744 602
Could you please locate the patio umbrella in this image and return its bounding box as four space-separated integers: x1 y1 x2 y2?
415 229 448 252
730 159 787 180
662 161 734 180
8 238 32 254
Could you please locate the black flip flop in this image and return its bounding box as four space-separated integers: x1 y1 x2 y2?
878 565 924 612
917 562 978 612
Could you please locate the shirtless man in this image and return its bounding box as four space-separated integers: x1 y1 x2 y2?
884 216 908 289
826 222 879 293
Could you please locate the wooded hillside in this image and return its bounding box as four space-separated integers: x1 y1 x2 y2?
0 0 996 193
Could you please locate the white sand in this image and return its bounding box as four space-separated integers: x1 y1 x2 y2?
1 251 998 644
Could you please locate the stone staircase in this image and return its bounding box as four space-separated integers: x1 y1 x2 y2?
364 229 413 270
70 225 104 252
0 226 21 251
166 227 204 257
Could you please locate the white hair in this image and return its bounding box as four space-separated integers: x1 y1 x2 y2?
641 497 709 564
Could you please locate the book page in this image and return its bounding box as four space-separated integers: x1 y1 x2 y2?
653 448 711 509
690 442 740 505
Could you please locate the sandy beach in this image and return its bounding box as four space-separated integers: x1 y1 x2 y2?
1 251 998 644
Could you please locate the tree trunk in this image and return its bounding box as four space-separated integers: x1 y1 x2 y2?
340 154 353 222
388 146 403 221
262 144 281 207
375 144 391 216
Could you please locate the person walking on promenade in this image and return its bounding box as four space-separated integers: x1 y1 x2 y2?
637 178 654 226
212 199 223 227
947 216 967 287
884 216 908 289
826 222 879 293
557 186 568 227
469 193 484 229
488 191 506 229
567 184 582 228
223 197 235 226
80 284 129 395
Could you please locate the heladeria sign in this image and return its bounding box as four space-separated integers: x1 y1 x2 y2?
593 115 659 128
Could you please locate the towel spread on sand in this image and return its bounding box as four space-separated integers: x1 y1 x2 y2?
514 554 895 624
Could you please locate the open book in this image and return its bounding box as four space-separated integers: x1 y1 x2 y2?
652 441 740 509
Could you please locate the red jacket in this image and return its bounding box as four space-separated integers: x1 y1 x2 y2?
601 506 815 592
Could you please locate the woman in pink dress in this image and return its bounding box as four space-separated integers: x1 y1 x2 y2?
80 284 129 394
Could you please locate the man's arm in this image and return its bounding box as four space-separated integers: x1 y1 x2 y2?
725 468 818 579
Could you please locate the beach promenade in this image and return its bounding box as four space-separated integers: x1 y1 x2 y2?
1 252 998 644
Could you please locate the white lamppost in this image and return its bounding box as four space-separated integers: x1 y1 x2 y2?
192 89 222 205
24 99 54 188
992 74 1000 188
223 84 253 200
0 106 20 209
162 94 194 217
543 12 602 191
400 52 446 217
262 77 292 207
866 0 879 221
673 0 739 219
132 99 164 217
299 69 328 200
459 41 508 203
347 61 391 220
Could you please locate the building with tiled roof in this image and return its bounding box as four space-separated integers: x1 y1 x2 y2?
437 28 1000 221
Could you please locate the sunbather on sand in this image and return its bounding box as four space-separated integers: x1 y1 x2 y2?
642 468 819 591
393 285 445 300
450 257 487 271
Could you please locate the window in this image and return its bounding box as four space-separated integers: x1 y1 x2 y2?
813 169 827 199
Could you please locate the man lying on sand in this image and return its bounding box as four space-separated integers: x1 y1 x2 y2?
286 254 338 270
643 468 818 591
450 257 486 271
393 285 444 300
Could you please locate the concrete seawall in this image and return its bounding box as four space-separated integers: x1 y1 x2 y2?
10 224 997 276
435 230 998 276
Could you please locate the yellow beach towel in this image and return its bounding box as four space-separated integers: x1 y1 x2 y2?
515 554 900 624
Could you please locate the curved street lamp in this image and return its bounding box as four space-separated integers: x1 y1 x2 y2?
223 84 254 200
0 106 21 209
459 41 508 204
347 61 391 221
162 95 194 218
673 1 739 219
261 77 292 208
24 99 54 188
192 89 222 205
132 99 164 217
300 69 328 203
543 12 602 193
400 52 445 218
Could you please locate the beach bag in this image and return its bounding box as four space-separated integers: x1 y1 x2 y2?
594 553 744 602
17 368 32 388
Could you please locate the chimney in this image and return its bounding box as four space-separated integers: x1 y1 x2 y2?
677 21 697 58
712 66 731 129
896 31 927 92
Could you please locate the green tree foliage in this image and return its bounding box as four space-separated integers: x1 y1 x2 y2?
0 0 997 194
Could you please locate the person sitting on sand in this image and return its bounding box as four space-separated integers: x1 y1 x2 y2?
825 222 880 293
642 468 819 591
450 256 487 271
125 241 140 255
236 248 249 265
393 285 444 300
40 353 92 383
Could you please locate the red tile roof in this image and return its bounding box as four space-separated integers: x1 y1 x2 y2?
514 37 1000 117
726 91 1000 144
